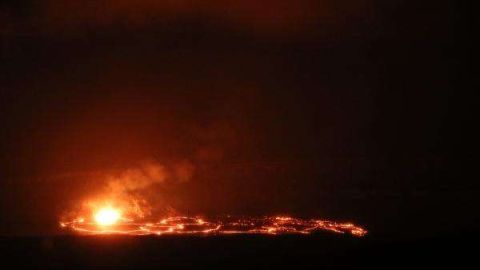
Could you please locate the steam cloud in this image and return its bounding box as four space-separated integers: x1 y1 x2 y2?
107 159 194 194
81 160 195 219
107 161 167 194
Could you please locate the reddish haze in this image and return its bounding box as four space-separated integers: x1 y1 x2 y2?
0 1 469 237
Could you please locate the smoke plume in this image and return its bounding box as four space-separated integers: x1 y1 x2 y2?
80 160 195 219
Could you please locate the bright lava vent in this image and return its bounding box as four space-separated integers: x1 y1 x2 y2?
94 207 121 226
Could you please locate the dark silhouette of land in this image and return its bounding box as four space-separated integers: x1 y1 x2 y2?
0 232 474 269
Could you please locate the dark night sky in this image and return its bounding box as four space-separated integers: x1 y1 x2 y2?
0 1 475 237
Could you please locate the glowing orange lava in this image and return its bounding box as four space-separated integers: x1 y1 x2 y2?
94 207 121 226
60 215 367 237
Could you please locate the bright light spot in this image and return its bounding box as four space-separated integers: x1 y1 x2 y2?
94 207 121 226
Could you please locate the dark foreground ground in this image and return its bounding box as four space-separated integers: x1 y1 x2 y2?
0 232 475 269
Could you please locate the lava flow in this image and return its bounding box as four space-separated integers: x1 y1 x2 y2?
60 207 367 237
